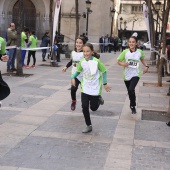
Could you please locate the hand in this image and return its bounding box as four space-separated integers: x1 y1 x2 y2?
62 67 67 72
143 67 149 74
1 55 9 62
104 84 111 92
124 62 129 67
71 79 76 87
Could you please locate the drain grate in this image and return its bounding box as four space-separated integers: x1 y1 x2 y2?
91 110 119 117
2 73 33 77
142 110 169 122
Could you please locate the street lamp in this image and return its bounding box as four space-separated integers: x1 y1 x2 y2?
85 0 91 36
110 8 115 37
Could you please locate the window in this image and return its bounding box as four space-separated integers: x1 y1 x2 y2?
131 5 143 14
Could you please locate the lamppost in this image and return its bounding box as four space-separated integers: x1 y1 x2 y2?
85 0 91 36
154 0 161 45
123 20 127 37
110 8 115 37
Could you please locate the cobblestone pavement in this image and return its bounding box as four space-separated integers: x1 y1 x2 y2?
0 50 169 170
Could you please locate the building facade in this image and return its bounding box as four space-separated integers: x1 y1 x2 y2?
0 0 116 44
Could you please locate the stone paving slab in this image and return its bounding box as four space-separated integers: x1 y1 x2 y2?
0 52 169 170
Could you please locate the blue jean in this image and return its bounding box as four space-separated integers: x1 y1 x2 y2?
21 50 27 66
7 48 16 69
42 49 47 60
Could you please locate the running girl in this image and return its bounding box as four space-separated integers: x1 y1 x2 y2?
117 33 149 114
71 43 111 133
62 37 86 111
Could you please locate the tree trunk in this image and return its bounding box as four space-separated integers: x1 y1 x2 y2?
16 0 24 76
148 0 156 63
162 0 170 54
75 0 79 39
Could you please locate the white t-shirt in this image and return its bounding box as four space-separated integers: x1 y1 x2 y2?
71 51 84 81
117 49 145 80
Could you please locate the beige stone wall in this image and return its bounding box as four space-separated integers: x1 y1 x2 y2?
61 0 114 50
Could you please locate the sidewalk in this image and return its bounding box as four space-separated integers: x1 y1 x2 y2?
0 50 169 170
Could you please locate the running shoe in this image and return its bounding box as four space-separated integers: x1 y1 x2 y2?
30 65 35 68
130 106 137 114
99 95 104 105
82 125 92 133
71 100 76 111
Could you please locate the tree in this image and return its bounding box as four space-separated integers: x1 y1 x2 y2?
75 0 79 39
16 0 24 76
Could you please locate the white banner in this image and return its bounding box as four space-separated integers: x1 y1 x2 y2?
52 0 62 44
143 4 150 42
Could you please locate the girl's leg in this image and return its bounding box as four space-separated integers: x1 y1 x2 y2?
27 51 31 66
70 78 80 111
81 93 92 126
124 77 139 107
90 95 100 111
32 51 36 65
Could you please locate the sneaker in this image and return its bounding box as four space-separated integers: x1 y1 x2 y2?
82 125 92 133
42 59 46 61
98 95 104 105
7 68 13 73
25 65 29 69
30 65 35 68
166 122 170 127
130 106 137 114
11 68 17 71
71 100 76 111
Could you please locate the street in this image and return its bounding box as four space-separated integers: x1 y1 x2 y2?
0 50 169 170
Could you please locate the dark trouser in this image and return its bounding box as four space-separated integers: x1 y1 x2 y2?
124 77 139 107
81 93 100 126
27 51 36 65
114 45 117 52
42 49 47 60
21 50 27 66
122 46 126 51
71 78 80 101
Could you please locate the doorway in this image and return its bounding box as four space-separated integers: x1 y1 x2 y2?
12 0 36 32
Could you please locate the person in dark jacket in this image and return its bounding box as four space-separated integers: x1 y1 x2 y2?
40 32 50 61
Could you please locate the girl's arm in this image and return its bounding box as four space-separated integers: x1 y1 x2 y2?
62 59 72 72
102 71 111 92
117 60 129 67
140 58 149 74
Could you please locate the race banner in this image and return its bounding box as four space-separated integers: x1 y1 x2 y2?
53 0 62 44
143 3 150 42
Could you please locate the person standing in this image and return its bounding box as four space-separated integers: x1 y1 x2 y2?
117 33 149 114
71 43 111 133
26 31 38 68
122 37 128 51
6 23 17 72
21 27 29 67
62 37 86 111
99 36 105 53
104 34 109 53
40 32 50 61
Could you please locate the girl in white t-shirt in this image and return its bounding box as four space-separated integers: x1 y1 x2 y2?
71 43 111 133
62 37 86 111
117 33 149 114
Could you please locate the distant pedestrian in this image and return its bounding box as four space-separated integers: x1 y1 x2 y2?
6 23 17 72
40 32 50 61
166 121 170 127
21 27 29 67
99 36 105 53
122 37 128 51
62 36 86 111
117 33 149 114
71 43 111 133
26 31 38 68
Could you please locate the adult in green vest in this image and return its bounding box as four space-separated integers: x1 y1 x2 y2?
25 31 38 68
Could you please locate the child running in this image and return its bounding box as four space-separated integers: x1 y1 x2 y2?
62 36 86 111
71 43 111 133
117 33 149 114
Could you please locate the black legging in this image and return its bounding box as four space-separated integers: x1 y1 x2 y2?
27 51 36 65
81 93 100 126
124 77 139 107
71 78 80 101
